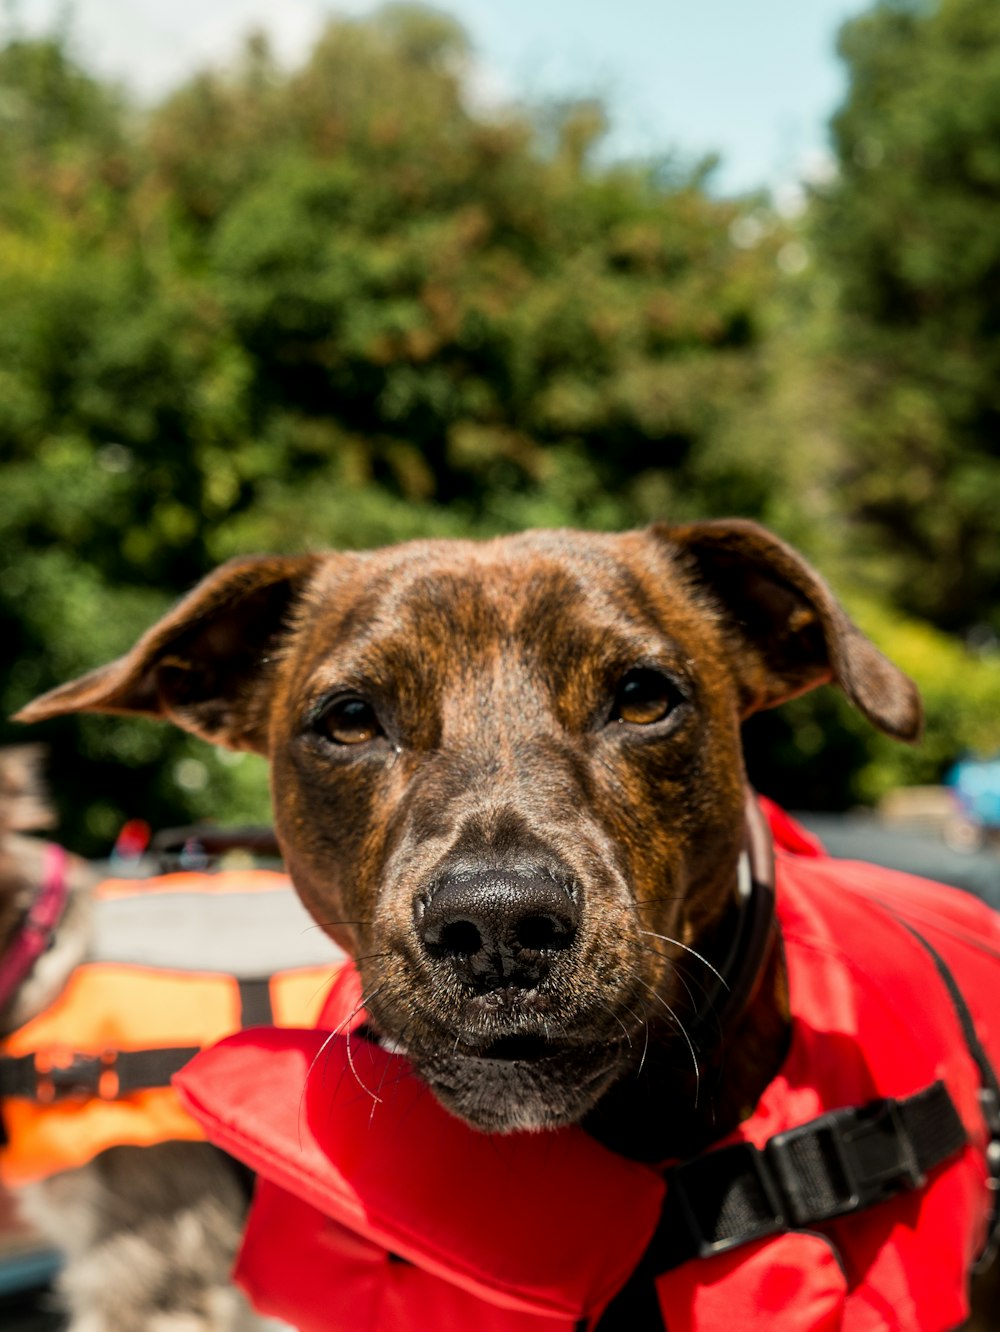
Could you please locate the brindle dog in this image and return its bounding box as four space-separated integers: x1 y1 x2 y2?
15 520 922 1168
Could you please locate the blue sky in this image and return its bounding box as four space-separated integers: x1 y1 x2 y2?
19 0 871 195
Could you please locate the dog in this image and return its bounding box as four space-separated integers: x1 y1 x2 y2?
13 520 1000 1329
0 746 322 1331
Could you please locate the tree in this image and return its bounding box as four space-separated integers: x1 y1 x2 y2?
812 0 1000 636
0 9 790 851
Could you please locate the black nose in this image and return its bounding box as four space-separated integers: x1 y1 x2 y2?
416 870 579 992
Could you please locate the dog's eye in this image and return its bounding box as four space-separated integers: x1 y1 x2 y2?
315 697 383 745
611 669 680 726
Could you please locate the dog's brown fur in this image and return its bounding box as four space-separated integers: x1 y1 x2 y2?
16 521 921 1169
0 749 268 1331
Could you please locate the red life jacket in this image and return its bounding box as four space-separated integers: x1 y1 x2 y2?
174 809 1000 1331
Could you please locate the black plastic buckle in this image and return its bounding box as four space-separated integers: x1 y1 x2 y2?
35 1051 118 1103
670 1142 786 1258
768 1099 923 1226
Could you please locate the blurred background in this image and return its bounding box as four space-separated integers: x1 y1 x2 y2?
1 0 999 855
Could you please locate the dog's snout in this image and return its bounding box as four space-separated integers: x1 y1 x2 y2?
417 871 579 992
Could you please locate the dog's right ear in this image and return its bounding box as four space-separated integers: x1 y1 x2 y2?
14 555 321 753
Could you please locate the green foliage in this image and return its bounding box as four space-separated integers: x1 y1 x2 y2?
0 8 792 851
2 4 999 848
811 0 1000 634
745 595 1000 809
150 18 781 524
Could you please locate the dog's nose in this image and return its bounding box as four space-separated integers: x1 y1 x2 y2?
417 871 579 992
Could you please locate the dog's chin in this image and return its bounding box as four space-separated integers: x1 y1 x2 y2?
412 1038 627 1134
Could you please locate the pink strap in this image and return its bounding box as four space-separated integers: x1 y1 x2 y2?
0 843 71 1011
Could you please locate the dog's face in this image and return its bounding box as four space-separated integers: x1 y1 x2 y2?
17 522 920 1133
272 530 750 1132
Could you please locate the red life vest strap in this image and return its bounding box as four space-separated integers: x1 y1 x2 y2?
175 1025 667 1321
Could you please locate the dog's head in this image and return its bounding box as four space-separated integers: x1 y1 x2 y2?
17 522 920 1132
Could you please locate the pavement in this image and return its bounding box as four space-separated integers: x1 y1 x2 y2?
796 811 1000 909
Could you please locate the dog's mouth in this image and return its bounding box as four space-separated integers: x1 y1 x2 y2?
474 1033 557 1062
406 1029 631 1133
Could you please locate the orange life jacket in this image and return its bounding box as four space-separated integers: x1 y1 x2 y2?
174 808 1000 1331
0 868 345 1186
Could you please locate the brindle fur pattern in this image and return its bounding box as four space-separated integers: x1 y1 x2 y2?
0 749 269 1331
16 521 921 1163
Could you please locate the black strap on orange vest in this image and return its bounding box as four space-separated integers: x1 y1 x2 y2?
0 1046 201 1103
0 974 275 1106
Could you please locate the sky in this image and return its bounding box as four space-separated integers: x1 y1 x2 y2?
16 0 872 196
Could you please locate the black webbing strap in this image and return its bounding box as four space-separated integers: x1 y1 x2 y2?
596 1081 965 1332
238 977 274 1028
898 921 1000 1272
0 1046 200 1102
658 1082 964 1265
0 978 276 1104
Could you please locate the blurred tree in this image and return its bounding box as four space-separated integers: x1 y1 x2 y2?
147 4 785 532
7 3 995 846
812 0 1000 636
0 7 792 851
745 594 1000 811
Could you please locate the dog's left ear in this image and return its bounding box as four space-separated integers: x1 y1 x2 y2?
656 519 922 742
13 554 321 752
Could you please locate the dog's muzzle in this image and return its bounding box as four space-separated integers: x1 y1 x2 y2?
415 869 579 995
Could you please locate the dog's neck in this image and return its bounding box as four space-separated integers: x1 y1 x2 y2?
583 800 791 1164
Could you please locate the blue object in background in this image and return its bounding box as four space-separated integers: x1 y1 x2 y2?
948 758 1000 830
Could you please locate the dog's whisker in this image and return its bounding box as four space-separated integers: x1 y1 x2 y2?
302 965 365 1010
321 986 385 1092
369 1019 416 1125
614 999 650 1068
301 919 371 933
596 1000 633 1050
617 995 652 1081
633 944 715 1021
658 1002 701 1107
636 1006 651 1080
662 958 701 1016
626 970 701 1105
298 984 385 1143
350 950 391 967
345 1022 386 1107
298 1027 346 1147
638 929 729 990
